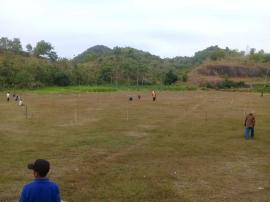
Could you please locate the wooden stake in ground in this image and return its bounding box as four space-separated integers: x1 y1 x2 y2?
74 94 79 123
127 96 133 121
25 104 28 119
74 108 78 123
261 68 270 97
127 99 129 121
126 105 129 121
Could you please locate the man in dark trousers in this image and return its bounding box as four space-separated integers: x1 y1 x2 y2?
244 113 256 139
19 159 61 202
6 92 10 102
152 90 157 102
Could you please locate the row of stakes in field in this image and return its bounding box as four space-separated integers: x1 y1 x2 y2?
5 92 150 123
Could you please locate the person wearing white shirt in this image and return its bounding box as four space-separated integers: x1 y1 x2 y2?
6 92 10 102
19 99 24 106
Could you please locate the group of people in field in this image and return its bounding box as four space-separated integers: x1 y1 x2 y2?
6 91 24 106
130 90 157 102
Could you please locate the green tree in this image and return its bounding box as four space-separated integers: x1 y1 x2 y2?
210 49 225 60
33 40 58 61
263 54 270 62
249 48 256 55
0 37 22 52
26 44 33 52
0 62 16 87
182 73 188 82
53 71 71 86
0 37 11 49
14 70 34 88
164 70 178 85
48 51 58 61
122 60 135 85
10 38 22 52
98 65 113 84
113 47 122 86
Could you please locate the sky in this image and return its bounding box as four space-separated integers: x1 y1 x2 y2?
1 0 270 58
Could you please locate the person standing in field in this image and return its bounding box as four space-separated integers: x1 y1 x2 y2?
19 159 61 202
6 92 10 102
152 90 156 102
244 113 256 139
19 98 24 106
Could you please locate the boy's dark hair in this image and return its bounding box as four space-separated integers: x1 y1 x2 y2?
28 159 50 177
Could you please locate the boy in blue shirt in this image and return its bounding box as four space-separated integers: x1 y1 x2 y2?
19 159 61 202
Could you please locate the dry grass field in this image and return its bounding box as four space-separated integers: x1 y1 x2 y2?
1 91 270 202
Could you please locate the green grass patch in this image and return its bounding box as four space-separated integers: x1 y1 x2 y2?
252 84 270 93
2 84 197 94
15 85 118 94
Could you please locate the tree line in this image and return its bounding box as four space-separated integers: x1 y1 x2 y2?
0 37 188 88
0 37 58 61
1 36 270 89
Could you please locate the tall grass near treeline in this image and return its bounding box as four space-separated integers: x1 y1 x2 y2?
2 84 197 94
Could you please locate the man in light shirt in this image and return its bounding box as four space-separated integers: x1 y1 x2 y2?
152 90 156 102
19 98 24 106
6 92 10 102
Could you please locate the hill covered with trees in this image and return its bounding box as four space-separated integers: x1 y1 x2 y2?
73 45 112 63
1 36 270 89
0 37 191 88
